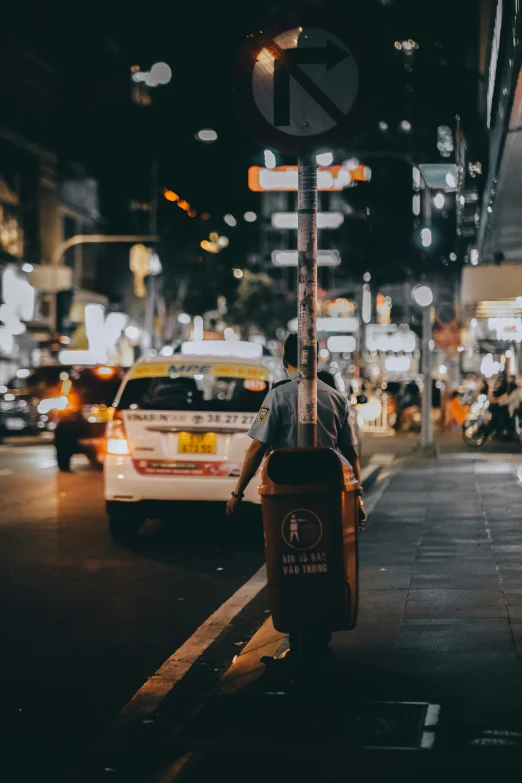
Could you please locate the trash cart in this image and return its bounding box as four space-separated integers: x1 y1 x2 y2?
259 447 359 635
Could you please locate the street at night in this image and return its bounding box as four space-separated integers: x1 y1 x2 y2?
3 0 522 780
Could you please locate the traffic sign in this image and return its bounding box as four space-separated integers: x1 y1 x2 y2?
272 249 340 267
236 25 373 155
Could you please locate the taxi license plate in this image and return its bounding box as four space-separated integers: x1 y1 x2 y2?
178 432 217 455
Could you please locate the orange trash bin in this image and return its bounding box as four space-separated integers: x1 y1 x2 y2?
259 447 359 634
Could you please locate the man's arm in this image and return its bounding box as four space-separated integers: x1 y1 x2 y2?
235 439 269 495
341 444 361 487
226 439 268 517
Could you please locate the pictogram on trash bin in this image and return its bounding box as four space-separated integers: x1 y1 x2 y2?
282 509 323 551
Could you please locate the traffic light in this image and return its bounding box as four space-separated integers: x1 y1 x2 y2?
56 289 75 335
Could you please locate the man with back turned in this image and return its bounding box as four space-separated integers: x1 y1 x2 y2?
226 333 365 660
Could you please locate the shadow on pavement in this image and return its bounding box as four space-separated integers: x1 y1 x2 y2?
129 503 265 563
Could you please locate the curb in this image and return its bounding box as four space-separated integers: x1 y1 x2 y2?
359 463 382 492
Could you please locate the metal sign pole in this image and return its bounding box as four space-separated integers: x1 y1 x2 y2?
421 305 434 448
297 156 318 448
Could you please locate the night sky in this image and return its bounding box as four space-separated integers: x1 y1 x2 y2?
4 0 481 291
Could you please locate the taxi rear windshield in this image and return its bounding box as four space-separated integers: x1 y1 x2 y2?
117 375 268 413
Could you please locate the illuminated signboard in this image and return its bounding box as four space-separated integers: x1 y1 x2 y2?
288 316 358 333
327 335 357 353
365 324 417 353
488 317 522 342
271 212 344 229
272 250 340 267
248 165 370 192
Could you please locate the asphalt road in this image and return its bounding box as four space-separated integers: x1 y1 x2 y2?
0 443 267 780
1 432 519 780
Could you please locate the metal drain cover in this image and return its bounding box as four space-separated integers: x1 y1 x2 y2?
176 697 440 751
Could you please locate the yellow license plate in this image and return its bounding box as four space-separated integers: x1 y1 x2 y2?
178 432 217 455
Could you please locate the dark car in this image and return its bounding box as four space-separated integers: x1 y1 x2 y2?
0 388 42 435
1 366 65 436
53 366 125 471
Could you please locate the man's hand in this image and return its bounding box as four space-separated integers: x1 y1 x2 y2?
226 494 242 518
358 497 367 527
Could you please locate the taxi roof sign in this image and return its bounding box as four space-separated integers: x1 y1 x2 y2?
181 341 263 359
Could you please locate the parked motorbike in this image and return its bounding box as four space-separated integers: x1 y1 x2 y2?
462 397 522 448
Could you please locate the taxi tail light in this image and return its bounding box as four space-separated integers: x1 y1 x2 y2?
106 410 130 456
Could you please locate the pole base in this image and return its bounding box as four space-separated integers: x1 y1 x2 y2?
413 443 439 459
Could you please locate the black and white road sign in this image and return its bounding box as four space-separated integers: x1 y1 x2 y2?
235 24 373 156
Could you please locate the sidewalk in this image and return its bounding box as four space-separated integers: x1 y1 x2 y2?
162 453 522 781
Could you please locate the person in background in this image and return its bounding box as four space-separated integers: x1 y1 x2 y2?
444 390 470 429
489 373 511 433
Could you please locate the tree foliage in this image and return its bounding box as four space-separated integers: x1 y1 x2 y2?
229 270 295 339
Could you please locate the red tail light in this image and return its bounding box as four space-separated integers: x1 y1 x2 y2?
105 409 130 455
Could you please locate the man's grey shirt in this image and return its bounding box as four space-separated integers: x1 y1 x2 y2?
248 371 357 451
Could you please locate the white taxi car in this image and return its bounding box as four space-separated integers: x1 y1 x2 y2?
104 342 284 540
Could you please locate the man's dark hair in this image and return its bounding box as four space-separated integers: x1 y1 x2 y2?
283 334 298 367
283 333 320 368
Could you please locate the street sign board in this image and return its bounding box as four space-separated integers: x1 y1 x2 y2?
236 25 373 155
288 316 358 333
248 164 370 191
272 249 340 267
272 212 344 229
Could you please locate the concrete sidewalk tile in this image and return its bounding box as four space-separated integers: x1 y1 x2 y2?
508 622 522 638
409 575 500 589
406 589 505 607
401 617 509 630
405 604 508 618
360 567 413 590
504 592 522 606
413 563 498 575
508 606 522 620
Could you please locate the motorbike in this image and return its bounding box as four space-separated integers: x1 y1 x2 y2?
462 396 522 448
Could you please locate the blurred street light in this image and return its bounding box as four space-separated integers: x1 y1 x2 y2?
411 285 433 308
433 193 445 209
124 325 140 341
224 214 237 227
132 62 172 86
163 189 179 202
196 129 218 142
177 312 191 324
378 120 388 131
264 150 276 169
233 269 244 279
401 120 412 132
446 172 457 188
243 211 257 222
316 152 333 166
421 228 432 247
